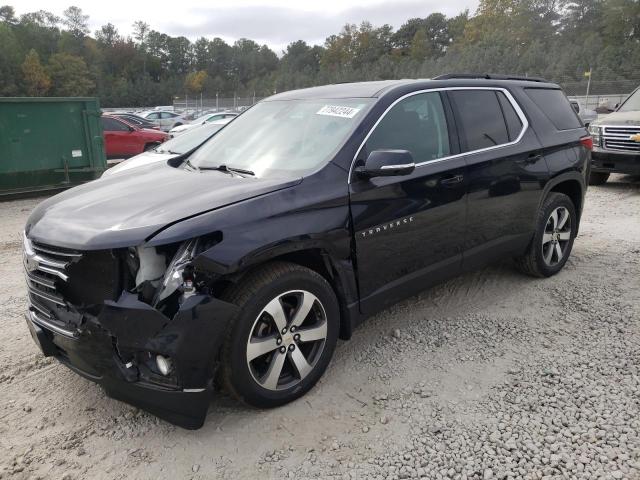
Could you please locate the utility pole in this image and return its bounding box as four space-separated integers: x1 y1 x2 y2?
585 68 592 110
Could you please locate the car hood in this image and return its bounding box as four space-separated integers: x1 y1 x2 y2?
102 151 176 177
26 162 301 250
592 110 640 126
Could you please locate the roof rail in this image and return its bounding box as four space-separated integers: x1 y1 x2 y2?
433 73 548 83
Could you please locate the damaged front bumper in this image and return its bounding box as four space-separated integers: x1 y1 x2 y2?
25 292 238 429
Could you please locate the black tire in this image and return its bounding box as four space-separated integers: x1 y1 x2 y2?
515 192 577 278
219 262 339 408
144 142 159 151
589 171 610 186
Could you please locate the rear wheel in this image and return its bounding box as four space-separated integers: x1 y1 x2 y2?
589 171 610 185
143 142 159 151
219 262 339 408
515 192 577 278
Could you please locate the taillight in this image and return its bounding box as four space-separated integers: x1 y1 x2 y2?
580 136 593 151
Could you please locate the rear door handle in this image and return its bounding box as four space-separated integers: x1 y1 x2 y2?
440 174 464 186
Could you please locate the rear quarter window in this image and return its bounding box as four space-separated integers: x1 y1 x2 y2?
524 88 582 130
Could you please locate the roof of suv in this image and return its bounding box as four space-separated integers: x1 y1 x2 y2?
268 78 561 101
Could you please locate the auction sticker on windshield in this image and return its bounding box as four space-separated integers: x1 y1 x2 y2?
316 105 361 118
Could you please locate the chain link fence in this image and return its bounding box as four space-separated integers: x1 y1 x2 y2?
173 96 265 116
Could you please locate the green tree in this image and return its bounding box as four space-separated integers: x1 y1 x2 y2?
0 4 16 23
63 6 88 37
21 49 50 95
0 22 21 95
184 70 208 94
47 52 94 96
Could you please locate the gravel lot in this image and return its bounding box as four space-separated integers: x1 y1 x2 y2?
1 175 639 480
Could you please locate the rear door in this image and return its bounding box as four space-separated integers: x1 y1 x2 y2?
447 88 549 270
161 112 177 130
350 90 468 314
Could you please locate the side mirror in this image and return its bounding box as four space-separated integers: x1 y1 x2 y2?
570 102 580 114
128 126 135 132
355 150 415 178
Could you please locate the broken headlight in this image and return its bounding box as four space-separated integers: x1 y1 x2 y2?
153 238 199 306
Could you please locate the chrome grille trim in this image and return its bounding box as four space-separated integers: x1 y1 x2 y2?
601 125 640 153
25 270 56 289
30 243 82 258
27 286 66 306
30 299 53 319
28 309 78 338
23 234 83 308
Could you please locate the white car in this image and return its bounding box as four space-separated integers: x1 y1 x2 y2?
102 121 228 177
140 110 187 132
169 112 238 135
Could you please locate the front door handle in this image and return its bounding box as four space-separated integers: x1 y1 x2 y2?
440 174 464 186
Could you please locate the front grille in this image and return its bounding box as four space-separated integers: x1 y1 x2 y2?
24 239 83 308
602 125 640 153
24 235 123 330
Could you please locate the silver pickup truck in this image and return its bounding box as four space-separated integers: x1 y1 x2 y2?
588 86 640 185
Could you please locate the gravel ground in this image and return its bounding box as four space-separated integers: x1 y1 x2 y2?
1 175 639 480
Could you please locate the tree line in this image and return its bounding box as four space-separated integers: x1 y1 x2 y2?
1 0 638 107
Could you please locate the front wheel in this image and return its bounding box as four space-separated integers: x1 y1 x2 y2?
219 262 339 408
515 192 577 278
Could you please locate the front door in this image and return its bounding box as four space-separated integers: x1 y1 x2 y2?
349 91 468 315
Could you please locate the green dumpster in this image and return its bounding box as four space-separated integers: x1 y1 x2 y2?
0 97 106 196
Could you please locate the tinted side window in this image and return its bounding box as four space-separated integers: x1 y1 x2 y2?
524 88 582 130
497 92 523 141
101 117 127 131
365 92 450 163
450 90 509 152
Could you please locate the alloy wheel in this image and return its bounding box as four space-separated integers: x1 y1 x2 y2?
541 206 572 266
246 290 328 391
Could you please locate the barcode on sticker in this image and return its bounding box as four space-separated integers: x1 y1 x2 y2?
316 105 361 118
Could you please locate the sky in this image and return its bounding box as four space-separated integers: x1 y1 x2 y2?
13 0 480 53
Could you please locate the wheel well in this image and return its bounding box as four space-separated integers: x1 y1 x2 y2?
550 180 583 217
265 249 352 340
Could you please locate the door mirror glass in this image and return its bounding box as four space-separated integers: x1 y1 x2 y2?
356 150 415 178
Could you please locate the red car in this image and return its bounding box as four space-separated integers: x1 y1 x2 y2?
101 115 168 158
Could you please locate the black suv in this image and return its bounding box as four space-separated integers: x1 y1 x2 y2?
23 76 591 429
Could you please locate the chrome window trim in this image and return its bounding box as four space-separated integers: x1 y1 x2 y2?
380 163 415 170
348 86 529 183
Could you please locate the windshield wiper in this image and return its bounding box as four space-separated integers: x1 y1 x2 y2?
198 164 255 176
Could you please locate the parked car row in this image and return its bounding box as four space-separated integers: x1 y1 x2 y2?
169 112 238 135
103 120 230 176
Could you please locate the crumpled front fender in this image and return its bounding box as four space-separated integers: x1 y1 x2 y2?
99 292 239 389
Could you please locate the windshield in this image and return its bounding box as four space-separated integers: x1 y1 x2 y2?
619 88 640 112
188 98 373 177
191 114 211 124
155 123 225 155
